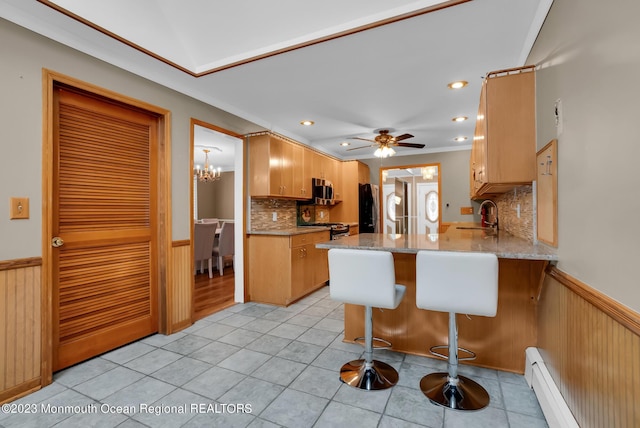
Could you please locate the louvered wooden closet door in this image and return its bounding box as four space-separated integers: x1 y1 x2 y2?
52 87 159 371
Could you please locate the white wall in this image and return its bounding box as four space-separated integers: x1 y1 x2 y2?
527 0 640 312
0 18 261 260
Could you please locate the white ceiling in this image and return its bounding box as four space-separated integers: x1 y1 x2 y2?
193 125 239 172
1 0 553 167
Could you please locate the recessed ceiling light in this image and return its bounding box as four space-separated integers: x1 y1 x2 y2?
340 142 350 147
447 81 468 89
452 116 468 122
300 120 314 126
454 136 468 142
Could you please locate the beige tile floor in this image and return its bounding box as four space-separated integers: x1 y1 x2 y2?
0 287 548 428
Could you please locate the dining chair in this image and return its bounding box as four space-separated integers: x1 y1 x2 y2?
194 222 217 278
201 218 219 228
213 222 234 276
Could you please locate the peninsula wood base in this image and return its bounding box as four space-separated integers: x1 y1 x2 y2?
343 253 548 373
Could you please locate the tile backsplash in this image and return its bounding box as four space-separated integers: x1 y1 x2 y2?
250 199 333 230
495 185 533 242
250 199 297 230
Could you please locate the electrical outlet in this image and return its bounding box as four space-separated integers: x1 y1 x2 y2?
10 197 29 219
272 211 277 221
460 206 474 215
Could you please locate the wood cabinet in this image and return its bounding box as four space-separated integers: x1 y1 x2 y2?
249 133 343 199
305 150 341 194
536 139 558 246
470 66 536 198
249 133 307 198
331 160 370 223
248 230 330 306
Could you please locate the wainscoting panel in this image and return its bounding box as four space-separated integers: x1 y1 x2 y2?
538 267 640 428
170 241 192 332
0 259 42 404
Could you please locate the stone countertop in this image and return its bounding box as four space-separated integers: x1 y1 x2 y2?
248 226 331 236
316 228 558 261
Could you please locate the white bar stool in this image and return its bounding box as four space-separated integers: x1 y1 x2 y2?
416 250 498 410
328 249 406 390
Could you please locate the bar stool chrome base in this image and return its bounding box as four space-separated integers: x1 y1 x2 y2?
420 373 490 411
340 359 399 390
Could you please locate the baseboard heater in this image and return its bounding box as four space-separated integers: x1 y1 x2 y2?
524 347 579 428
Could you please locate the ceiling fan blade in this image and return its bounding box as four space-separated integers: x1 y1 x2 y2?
350 137 377 143
395 142 425 149
346 144 376 151
393 133 414 141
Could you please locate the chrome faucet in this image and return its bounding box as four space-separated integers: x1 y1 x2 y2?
478 199 499 230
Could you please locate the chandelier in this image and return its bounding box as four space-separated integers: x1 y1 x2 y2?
195 149 221 182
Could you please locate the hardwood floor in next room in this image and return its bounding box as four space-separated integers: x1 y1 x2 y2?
193 267 235 321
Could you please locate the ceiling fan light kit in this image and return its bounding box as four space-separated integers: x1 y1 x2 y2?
374 146 396 158
348 129 426 157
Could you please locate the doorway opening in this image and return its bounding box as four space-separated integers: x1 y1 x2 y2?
190 119 244 321
379 163 441 236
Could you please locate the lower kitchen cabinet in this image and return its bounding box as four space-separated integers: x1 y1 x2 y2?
248 231 330 306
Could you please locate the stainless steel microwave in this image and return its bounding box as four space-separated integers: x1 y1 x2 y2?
312 178 334 204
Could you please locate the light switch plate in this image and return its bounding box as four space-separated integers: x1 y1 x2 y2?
10 197 29 219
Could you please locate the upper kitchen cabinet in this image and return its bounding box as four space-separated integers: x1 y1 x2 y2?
304 149 341 198
249 133 307 199
470 65 536 198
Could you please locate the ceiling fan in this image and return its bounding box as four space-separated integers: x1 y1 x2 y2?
347 129 425 158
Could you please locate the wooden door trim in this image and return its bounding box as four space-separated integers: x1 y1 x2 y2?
189 118 244 323
42 69 171 384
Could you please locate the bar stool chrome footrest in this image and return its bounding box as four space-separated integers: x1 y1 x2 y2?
354 336 393 350
429 345 477 362
420 373 490 411
340 359 399 390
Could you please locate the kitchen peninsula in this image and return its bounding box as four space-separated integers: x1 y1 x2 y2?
317 228 558 373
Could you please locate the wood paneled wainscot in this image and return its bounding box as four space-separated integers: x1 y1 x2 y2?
0 258 42 404
538 267 640 428
248 230 330 306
